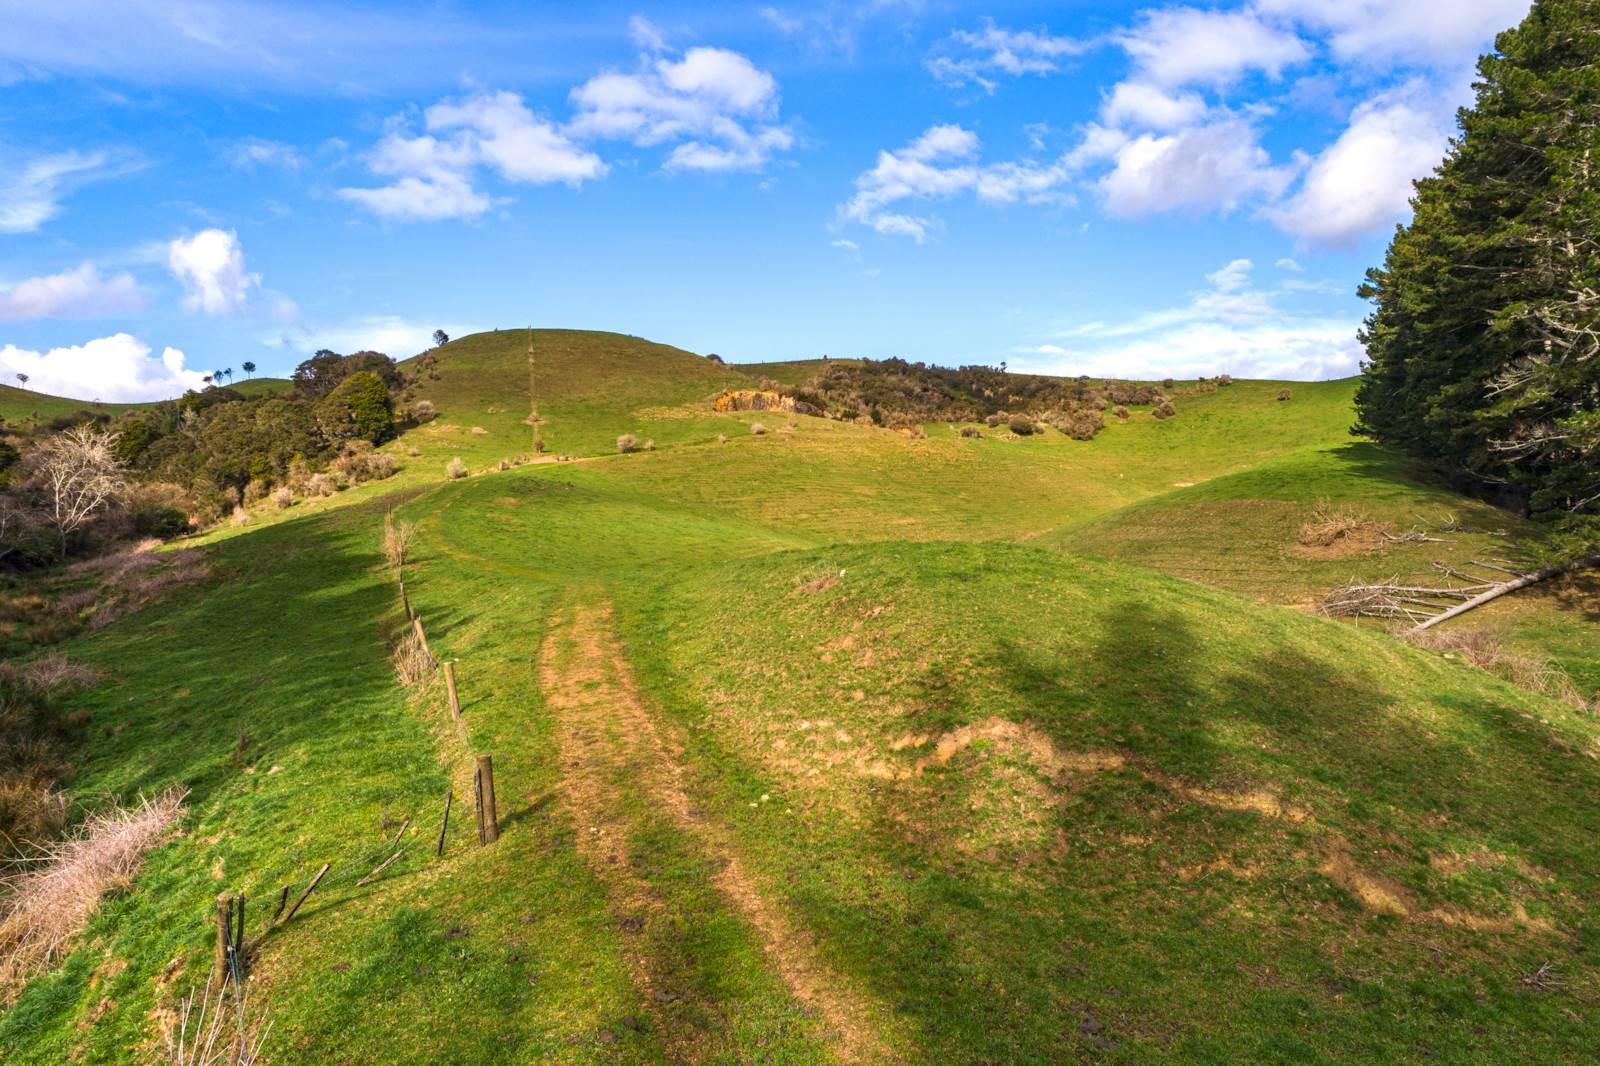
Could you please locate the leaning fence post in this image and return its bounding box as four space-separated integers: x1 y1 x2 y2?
475 755 499 844
412 615 433 665
443 660 461 718
436 789 453 857
279 863 331 926
399 579 413 621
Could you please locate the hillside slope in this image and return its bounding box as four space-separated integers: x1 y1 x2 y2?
5 334 1596 1063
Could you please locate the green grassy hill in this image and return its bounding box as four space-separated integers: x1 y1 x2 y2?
0 378 291 427
5 332 1596 1064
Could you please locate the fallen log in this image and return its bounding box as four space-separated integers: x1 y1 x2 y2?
1408 556 1599 633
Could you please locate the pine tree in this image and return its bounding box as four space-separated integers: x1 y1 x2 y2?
1355 0 1599 553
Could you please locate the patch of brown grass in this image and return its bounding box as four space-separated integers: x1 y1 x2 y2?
381 512 417 571
0 790 185 992
392 630 433 687
1404 628 1587 710
1297 500 1371 547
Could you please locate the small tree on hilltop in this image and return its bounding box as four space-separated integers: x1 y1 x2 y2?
26 426 125 557
433 330 449 348
242 361 256 379
14 373 28 389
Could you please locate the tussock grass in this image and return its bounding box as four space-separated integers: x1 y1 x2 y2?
0 790 184 991
391 630 432 687
381 512 416 571
1404 628 1587 709
1298 499 1370 547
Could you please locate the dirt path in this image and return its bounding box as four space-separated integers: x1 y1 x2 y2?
539 598 894 1064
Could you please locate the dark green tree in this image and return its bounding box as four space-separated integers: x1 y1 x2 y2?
1354 0 1599 556
315 371 394 444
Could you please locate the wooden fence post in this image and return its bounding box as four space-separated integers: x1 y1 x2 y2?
475 755 499 845
399 579 412 621
443 660 461 718
211 893 234 992
436 790 453 857
412 615 432 665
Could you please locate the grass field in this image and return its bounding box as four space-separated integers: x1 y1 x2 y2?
0 378 291 427
4 330 1596 1063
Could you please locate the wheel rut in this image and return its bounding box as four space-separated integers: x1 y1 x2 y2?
539 597 893 1064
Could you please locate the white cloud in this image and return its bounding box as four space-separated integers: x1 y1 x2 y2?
168 228 258 315
1117 7 1310 88
0 150 111 233
570 46 793 172
1259 0 1532 66
831 239 859 252
227 138 302 170
1275 257 1303 271
341 91 603 221
1012 259 1362 380
628 15 670 53
0 333 207 402
267 315 475 359
927 18 1087 91
842 124 1073 241
1099 118 1297 217
0 263 144 321
1266 83 1450 244
1100 81 1207 130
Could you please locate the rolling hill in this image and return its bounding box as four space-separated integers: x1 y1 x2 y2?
3 330 1595 1064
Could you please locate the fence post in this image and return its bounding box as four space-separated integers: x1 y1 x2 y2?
399 579 412 621
211 892 236 992
443 660 461 718
436 789 453 857
412 615 432 664
475 755 499 845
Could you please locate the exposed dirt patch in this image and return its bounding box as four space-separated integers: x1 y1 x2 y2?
1145 771 1311 823
889 718 1124 781
1319 836 1411 916
1294 522 1386 559
541 599 893 1064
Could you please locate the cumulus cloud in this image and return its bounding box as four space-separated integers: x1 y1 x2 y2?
927 18 1088 92
1266 83 1450 244
1012 258 1361 380
1098 118 1297 217
0 333 207 402
0 263 143 321
0 150 113 233
569 46 794 172
169 229 258 315
341 91 604 221
1117 7 1310 88
842 124 1073 241
1100 81 1207 130
1259 0 1533 66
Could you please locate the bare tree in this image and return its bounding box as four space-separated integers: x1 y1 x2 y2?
27 426 125 557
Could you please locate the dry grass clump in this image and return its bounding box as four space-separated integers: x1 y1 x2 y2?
1151 400 1176 420
1278 388 1292 401
617 433 638 454
959 425 982 438
228 509 250 528
0 789 185 991
1404 629 1587 709
392 630 433 687
445 457 467 480
381 512 417 571
717 433 728 444
470 426 488 435
750 422 768 436
269 486 293 510
1298 500 1369 547
6 653 101 694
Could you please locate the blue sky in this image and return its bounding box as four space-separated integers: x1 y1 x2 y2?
0 0 1532 400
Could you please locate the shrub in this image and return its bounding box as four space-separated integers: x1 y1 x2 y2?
1404 629 1587 710
1217 374 1234 386
270 486 293 509
241 479 270 506
333 447 396 484
751 422 767 436
123 482 194 540
304 472 339 497
1278 388 1292 401
1162 377 1175 389
0 790 185 989
1151 401 1176 420
959 425 982 438
446 457 467 480
382 512 417 570
1008 414 1035 435
984 412 1004 427
228 508 249 528
410 399 437 423
1113 405 1129 420
314 370 394 444
617 434 638 454
1063 411 1105 441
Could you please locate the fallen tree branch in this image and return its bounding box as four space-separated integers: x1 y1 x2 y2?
1408 556 1599 632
